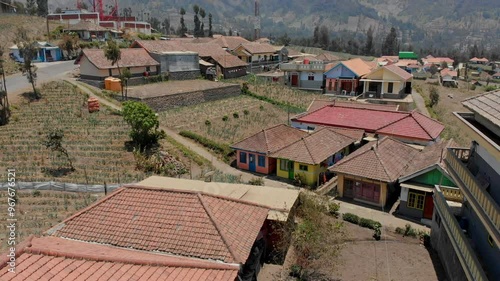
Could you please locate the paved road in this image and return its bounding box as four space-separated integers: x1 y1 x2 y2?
3 61 77 98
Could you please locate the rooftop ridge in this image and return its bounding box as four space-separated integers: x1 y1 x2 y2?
197 194 239 263
0 235 34 269
372 146 393 182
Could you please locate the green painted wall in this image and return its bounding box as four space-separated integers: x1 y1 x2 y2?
411 169 456 187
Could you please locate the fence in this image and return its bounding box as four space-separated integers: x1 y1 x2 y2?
0 181 130 193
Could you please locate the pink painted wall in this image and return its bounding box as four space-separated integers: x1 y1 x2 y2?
236 150 271 174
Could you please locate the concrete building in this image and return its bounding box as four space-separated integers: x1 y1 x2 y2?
149 51 200 80
431 90 500 281
281 57 334 91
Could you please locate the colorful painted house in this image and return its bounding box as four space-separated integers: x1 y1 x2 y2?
9 41 62 63
360 64 413 99
324 58 374 95
270 127 362 186
398 140 459 224
233 42 278 63
281 57 335 91
231 124 308 174
330 137 420 208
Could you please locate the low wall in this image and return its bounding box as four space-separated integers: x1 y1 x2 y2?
169 70 200 80
140 84 241 112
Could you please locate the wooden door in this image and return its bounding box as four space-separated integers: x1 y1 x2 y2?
288 161 295 180
291 74 298 86
249 154 256 172
423 194 434 219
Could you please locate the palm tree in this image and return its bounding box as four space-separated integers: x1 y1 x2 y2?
104 40 124 99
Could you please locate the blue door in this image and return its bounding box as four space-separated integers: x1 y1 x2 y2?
249 154 256 172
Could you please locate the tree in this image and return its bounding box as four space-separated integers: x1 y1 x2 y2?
104 40 124 99
55 7 62 13
429 64 438 75
0 49 11 125
318 25 330 49
119 68 132 100
193 5 200 37
59 33 78 60
150 17 161 31
122 101 164 148
208 13 213 37
26 0 36 15
42 129 74 171
199 8 206 37
429 86 440 107
364 26 374 55
312 25 320 46
441 61 448 69
162 18 170 35
229 28 233 36
178 7 187 36
16 28 39 99
36 0 47 16
382 27 399 55
276 33 291 46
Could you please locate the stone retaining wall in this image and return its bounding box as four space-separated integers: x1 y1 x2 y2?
169 70 200 80
140 84 241 112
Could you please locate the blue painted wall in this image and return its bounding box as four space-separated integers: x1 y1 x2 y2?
325 64 357 79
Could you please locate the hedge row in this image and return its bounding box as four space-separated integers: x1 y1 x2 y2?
241 86 305 113
342 213 382 230
179 131 232 156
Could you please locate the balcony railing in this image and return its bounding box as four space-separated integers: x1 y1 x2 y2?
280 63 325 72
446 147 500 243
441 186 463 202
434 186 488 281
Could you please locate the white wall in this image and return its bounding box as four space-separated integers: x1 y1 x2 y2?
299 71 323 81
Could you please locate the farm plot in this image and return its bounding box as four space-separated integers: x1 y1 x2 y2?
159 95 289 144
0 81 145 184
247 82 326 109
0 190 103 251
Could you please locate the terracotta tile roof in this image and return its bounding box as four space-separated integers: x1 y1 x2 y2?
255 38 271 43
342 58 374 76
380 64 413 80
270 128 356 165
82 48 159 69
238 42 276 54
47 186 269 264
294 106 443 141
462 90 500 128
65 21 109 31
401 139 456 179
212 54 248 68
315 52 340 62
210 36 250 50
306 99 399 113
330 137 420 182
286 48 302 57
231 124 308 154
395 59 418 67
424 57 454 64
133 40 228 58
470 57 489 62
493 72 500 77
328 127 365 141
440 68 457 77
0 236 238 281
376 111 445 141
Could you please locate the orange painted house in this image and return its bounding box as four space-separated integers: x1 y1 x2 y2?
231 124 308 174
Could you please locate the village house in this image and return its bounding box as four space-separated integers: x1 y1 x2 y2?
231 124 308 175
78 48 159 81
233 42 278 64
305 99 400 113
469 57 489 65
398 51 419 60
281 57 335 91
291 103 444 145
9 41 62 63
360 64 413 99
431 90 500 281
31 179 299 281
440 68 458 87
330 137 419 208
270 127 362 186
210 35 250 51
324 58 374 95
422 55 455 68
493 72 500 80
64 20 111 41
315 52 340 63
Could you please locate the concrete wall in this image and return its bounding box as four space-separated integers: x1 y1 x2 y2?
430 209 468 281
336 174 389 207
223 67 247 79
472 144 500 203
169 70 200 80
80 55 158 80
150 52 199 74
236 150 270 174
139 84 241 112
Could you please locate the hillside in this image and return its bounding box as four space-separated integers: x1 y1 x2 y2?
48 0 500 50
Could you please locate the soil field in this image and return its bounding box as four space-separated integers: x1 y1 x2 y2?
0 190 103 251
159 95 290 145
0 81 145 184
247 82 326 109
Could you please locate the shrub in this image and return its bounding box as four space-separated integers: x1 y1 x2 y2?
429 86 439 107
470 84 476 90
404 223 418 237
359 218 382 230
32 190 41 197
243 109 249 116
222 115 228 122
259 105 264 111
373 224 382 241
395 227 405 235
342 213 360 224
248 177 264 186
484 85 497 92
328 202 340 216
204 120 211 126
179 131 232 156
122 101 163 148
233 112 239 119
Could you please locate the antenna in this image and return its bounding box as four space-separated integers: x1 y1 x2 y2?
254 0 260 40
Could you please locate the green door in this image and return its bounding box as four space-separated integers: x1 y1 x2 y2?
288 161 295 180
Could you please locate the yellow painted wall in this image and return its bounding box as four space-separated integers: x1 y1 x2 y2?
276 159 289 179
382 81 403 93
276 159 326 186
337 174 389 207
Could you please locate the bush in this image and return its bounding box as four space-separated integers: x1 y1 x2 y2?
243 109 249 116
122 101 163 148
179 131 232 156
204 120 211 126
404 223 418 237
484 85 497 92
359 218 382 230
328 202 340 216
233 112 239 119
395 227 405 235
31 190 41 197
429 86 439 107
470 84 476 91
342 213 360 224
222 115 228 122
248 177 264 186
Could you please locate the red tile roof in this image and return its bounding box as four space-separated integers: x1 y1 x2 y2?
212 54 248 68
0 236 238 281
210 36 250 50
82 48 159 69
315 52 340 62
237 42 277 54
47 186 269 264
342 58 376 76
306 99 400 113
470 57 489 62
270 127 356 165
330 137 420 182
401 139 456 179
231 124 308 154
293 105 444 141
440 68 457 77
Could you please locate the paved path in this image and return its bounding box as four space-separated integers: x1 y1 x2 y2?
66 79 294 189
335 199 429 232
412 89 430 117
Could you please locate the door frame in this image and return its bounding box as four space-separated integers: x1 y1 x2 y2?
288 161 294 180
249 153 256 172
423 193 434 219
291 74 298 87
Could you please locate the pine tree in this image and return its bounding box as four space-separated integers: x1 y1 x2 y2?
36 0 47 16
364 26 374 55
313 25 320 46
382 27 399 55
178 8 187 36
208 13 213 37
26 0 36 15
199 8 206 37
193 5 200 36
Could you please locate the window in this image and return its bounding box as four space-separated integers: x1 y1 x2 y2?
308 73 315 81
407 191 425 210
388 82 394 93
299 164 308 171
280 160 289 171
369 82 378 92
258 155 266 167
240 152 247 164
146 66 150 72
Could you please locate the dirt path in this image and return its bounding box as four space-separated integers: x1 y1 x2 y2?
412 89 430 117
66 79 294 189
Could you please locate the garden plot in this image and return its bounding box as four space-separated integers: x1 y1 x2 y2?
159 95 289 144
0 81 145 184
247 82 326 109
